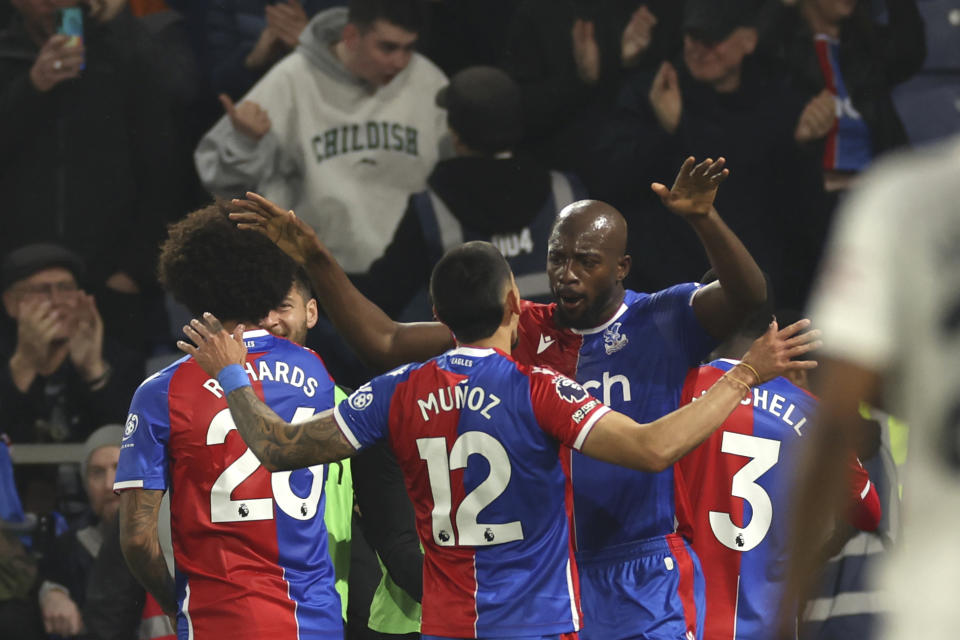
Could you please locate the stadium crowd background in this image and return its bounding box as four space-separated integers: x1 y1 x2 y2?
0 0 956 637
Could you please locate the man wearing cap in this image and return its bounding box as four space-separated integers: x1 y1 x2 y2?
35 425 145 638
586 0 827 311
195 0 448 276
352 65 587 319
0 243 143 445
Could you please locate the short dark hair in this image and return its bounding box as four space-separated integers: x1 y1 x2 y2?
158 201 297 323
348 0 425 33
430 242 512 344
291 268 314 302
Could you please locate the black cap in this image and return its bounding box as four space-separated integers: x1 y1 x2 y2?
1 243 85 292
683 0 760 44
436 66 523 155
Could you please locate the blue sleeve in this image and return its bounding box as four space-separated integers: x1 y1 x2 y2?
333 368 407 451
114 372 173 492
649 283 717 367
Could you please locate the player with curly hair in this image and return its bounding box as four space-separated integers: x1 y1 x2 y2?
114 201 346 640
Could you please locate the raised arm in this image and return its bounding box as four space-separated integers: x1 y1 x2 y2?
230 193 452 372
118 489 176 617
178 315 356 471
582 319 819 471
651 157 768 339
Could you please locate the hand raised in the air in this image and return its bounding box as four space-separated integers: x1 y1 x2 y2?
177 313 247 379
230 192 326 265
651 156 729 218
739 318 821 384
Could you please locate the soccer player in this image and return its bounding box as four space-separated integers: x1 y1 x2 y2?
114 203 344 639
673 320 881 640
229 155 766 639
177 241 818 640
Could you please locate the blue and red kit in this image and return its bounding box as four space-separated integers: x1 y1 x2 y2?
675 359 881 640
511 285 715 640
333 346 610 639
114 330 343 640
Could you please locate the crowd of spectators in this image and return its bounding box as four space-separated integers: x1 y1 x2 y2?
0 0 946 637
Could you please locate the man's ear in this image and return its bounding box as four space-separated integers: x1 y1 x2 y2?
2 290 19 319
617 254 632 283
505 283 522 317
305 299 319 330
738 26 758 55
341 23 360 49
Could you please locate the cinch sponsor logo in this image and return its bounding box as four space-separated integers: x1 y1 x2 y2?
582 371 632 406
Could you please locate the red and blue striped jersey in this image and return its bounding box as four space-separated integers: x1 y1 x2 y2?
512 285 715 551
674 359 880 640
114 330 343 640
333 347 610 638
814 34 874 172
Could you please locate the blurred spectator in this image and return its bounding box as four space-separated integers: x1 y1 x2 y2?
0 244 143 445
353 66 586 320
760 0 926 193
206 0 344 100
501 0 683 172
586 0 827 309
0 0 185 350
36 425 172 639
418 0 521 76
195 0 448 274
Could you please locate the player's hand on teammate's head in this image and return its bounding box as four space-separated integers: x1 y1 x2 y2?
177 312 248 378
739 318 821 384
229 192 324 266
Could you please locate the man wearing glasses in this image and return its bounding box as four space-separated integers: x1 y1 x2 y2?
0 243 142 446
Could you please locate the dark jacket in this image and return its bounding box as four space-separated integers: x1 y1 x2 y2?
0 10 182 288
0 317 144 444
760 0 926 158
352 155 565 318
205 0 341 100
586 56 828 308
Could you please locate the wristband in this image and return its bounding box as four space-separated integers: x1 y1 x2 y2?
218 364 251 395
737 362 761 385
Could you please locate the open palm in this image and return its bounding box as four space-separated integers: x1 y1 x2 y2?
229 192 323 265
651 156 730 217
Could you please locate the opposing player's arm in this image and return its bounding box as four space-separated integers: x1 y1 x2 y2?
651 157 767 339
177 314 356 471
118 489 176 617
582 319 820 471
230 192 453 371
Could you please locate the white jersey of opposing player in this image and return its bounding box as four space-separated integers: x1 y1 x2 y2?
809 135 960 638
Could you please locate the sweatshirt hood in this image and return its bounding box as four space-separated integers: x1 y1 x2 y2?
297 7 366 87
428 156 553 234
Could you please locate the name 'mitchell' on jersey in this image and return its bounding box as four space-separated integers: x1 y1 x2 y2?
674 359 880 640
113 330 344 640
332 346 610 639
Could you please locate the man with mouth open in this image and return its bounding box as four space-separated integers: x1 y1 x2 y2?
228 154 767 639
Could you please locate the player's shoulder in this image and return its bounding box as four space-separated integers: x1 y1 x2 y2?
629 283 701 309
520 299 555 324
134 356 190 396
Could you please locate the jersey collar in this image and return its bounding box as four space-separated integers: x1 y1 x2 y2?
571 302 629 336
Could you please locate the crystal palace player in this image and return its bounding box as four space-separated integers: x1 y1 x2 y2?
674 323 880 640
114 204 344 639
178 242 817 640
226 155 766 639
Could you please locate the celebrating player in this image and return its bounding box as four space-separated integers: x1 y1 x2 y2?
228 155 765 638
114 203 345 639
673 319 880 639
177 241 818 640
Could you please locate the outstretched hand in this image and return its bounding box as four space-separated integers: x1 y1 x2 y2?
651 156 729 218
740 318 821 384
230 192 324 265
177 313 248 379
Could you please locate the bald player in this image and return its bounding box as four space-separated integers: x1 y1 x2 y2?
229 156 767 640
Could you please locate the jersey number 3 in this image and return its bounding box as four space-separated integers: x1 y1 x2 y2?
207 407 324 523
709 432 781 552
418 432 524 547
